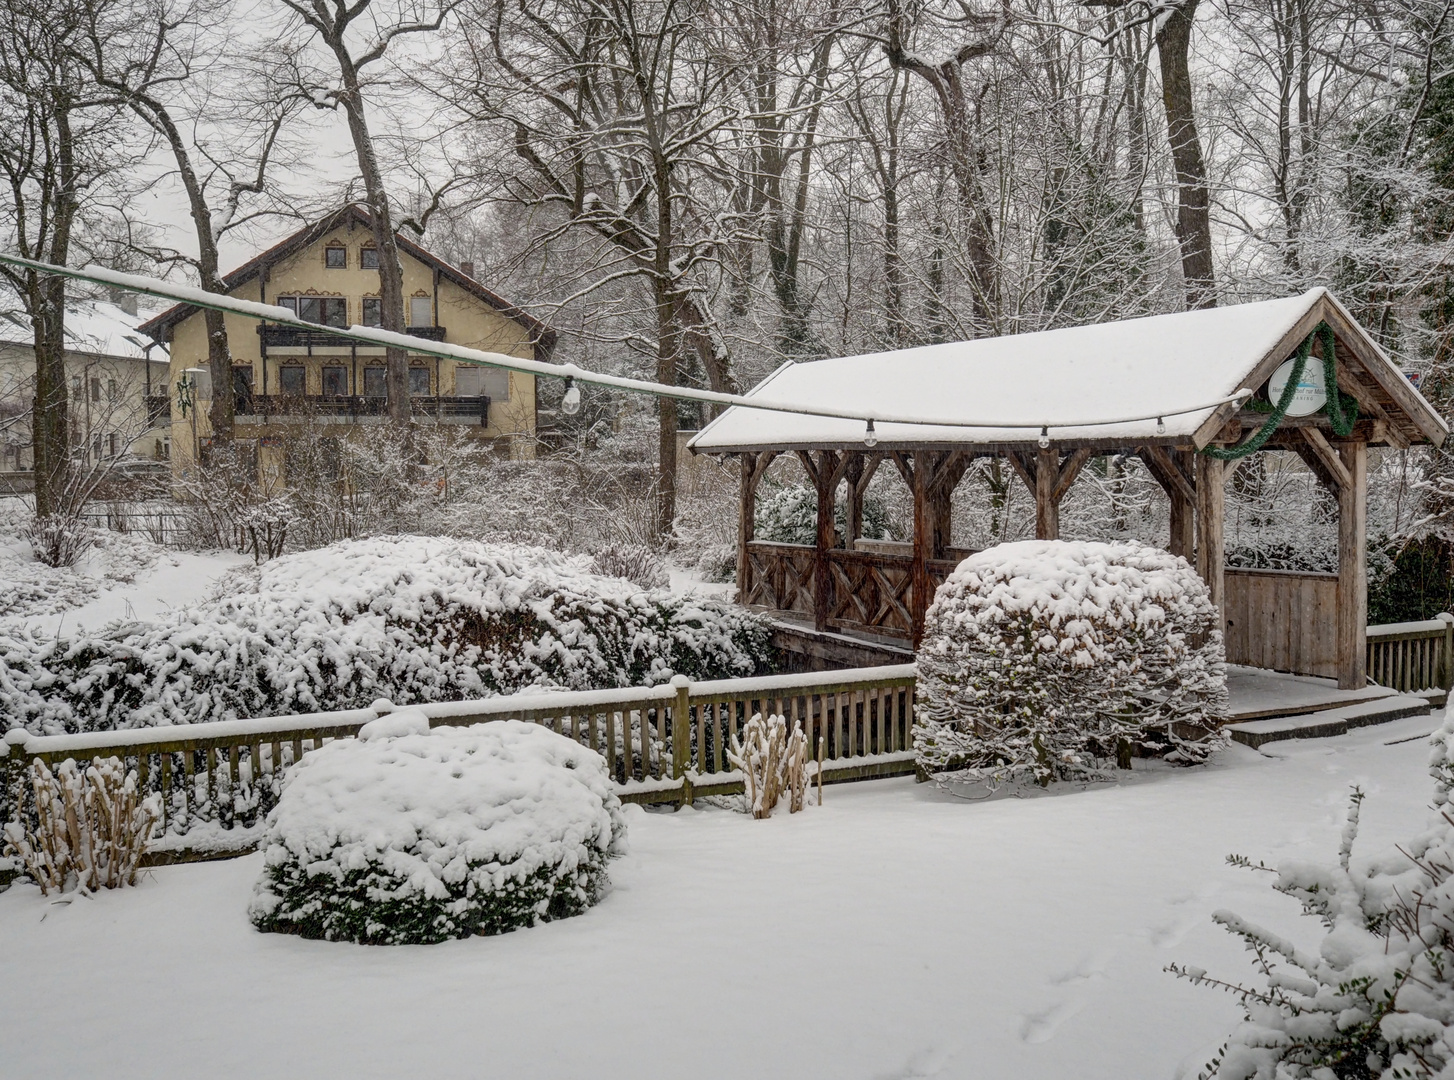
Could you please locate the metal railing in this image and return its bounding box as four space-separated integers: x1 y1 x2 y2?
234 394 489 424
257 324 446 349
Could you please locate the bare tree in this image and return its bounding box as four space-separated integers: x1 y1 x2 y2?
74 0 298 446
0 0 126 517
278 0 458 425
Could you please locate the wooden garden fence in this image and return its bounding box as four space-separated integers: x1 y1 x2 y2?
1366 614 1454 696
1 665 918 857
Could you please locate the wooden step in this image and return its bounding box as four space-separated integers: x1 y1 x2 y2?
1226 693 1433 749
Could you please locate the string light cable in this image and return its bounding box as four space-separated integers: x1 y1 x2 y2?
0 253 1254 439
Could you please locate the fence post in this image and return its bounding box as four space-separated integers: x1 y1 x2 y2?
671 675 693 806
1440 613 1454 694
3 729 30 827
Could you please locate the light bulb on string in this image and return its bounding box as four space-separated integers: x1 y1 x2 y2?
561 376 582 416
1156 416 1166 435
1038 426 1050 449
863 418 878 448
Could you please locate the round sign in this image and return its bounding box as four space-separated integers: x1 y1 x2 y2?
1267 357 1327 417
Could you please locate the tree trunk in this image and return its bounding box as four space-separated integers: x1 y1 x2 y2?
656 282 679 537
336 53 409 424
32 102 78 517
1156 0 1216 309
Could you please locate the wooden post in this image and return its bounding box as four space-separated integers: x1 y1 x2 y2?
911 451 930 646
1337 440 1367 690
1035 446 1058 540
843 454 864 550
737 454 757 604
1195 451 1225 612
1169 450 1195 558
811 451 840 632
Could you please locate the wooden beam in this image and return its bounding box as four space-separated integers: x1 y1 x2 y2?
1138 446 1196 559
1195 451 1225 612
1299 428 1352 491
1337 440 1368 689
735 451 777 605
1052 447 1094 503
1035 446 1059 539
811 450 844 632
1005 450 1037 495
843 454 864 547
911 450 931 646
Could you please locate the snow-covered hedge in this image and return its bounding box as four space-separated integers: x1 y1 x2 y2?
1 536 772 735
249 711 627 944
915 540 1227 788
1172 719 1454 1078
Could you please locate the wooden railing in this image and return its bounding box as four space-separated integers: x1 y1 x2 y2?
743 540 960 640
1366 614 1454 694
1 666 917 853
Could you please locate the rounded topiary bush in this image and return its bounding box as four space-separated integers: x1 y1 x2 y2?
915 539 1227 789
248 711 627 944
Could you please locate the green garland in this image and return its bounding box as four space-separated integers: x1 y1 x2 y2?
1202 321 1358 461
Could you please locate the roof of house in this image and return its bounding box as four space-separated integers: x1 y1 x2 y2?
688 288 1448 453
0 293 166 362
136 205 556 351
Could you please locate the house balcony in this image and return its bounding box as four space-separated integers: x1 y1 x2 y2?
257 324 447 356
234 394 490 426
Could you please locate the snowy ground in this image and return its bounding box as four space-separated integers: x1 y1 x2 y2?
1 714 1440 1080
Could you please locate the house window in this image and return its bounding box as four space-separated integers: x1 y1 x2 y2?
409 297 432 327
108 433 118 458
362 297 382 327
279 365 305 396
409 367 430 396
107 378 117 401
233 366 254 403
92 433 102 460
90 378 101 403
325 244 347 269
363 366 387 399
279 296 347 327
71 375 81 397
322 366 348 397
360 247 379 270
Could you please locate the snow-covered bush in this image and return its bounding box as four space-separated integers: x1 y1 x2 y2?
248 711 627 944
754 483 891 546
2 756 161 895
693 542 738 584
915 540 1227 789
1171 731 1454 1079
0 535 772 735
590 543 669 589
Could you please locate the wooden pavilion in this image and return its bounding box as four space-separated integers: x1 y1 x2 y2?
688 289 1449 689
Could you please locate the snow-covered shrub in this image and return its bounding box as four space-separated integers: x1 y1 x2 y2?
25 515 94 568
727 713 814 818
915 540 1227 789
2 756 161 895
754 483 891 546
248 712 626 944
590 543 669 589
1171 741 1454 1079
0 535 773 734
693 542 738 584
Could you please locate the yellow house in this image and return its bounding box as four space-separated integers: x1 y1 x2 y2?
139 205 555 475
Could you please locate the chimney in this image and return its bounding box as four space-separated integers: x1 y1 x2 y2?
119 293 139 317
460 261 475 280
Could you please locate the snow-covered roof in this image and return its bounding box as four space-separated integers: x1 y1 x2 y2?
0 292 164 362
689 288 1447 452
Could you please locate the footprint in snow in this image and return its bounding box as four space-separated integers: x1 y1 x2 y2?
1020 999 1086 1044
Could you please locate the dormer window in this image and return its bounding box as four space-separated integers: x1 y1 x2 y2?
279 295 347 327
325 244 347 269
360 246 379 270
362 297 382 327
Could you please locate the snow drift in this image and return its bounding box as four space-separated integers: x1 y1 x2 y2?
248 712 627 944
0 535 771 734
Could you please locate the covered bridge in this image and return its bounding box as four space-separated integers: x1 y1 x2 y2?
688 288 1448 690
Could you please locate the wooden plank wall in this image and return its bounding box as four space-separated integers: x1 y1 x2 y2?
1224 568 1339 678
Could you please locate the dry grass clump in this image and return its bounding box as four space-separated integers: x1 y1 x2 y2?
728 713 814 818
2 757 161 894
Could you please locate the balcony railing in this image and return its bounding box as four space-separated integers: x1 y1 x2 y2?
235 394 489 424
257 324 446 350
